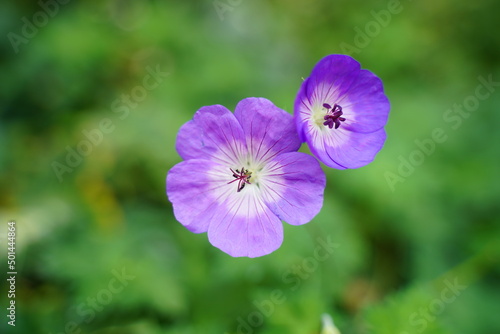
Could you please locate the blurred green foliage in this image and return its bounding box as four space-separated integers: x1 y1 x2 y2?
0 0 499 333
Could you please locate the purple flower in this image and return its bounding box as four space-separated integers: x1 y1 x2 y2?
294 54 390 169
167 98 326 258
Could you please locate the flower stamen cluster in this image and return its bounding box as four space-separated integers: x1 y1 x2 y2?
322 103 346 129
228 167 252 192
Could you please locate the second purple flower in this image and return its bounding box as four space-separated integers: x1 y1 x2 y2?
294 54 390 169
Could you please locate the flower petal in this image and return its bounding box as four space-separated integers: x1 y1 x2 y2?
339 70 390 134
175 120 203 160
306 55 362 100
234 97 301 164
167 159 226 233
259 152 326 225
175 105 247 166
309 127 387 169
208 186 284 258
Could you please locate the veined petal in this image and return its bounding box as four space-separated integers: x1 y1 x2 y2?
305 55 361 105
175 120 204 160
175 105 247 166
309 126 387 169
339 70 390 134
295 83 314 143
208 186 283 258
259 152 326 225
234 97 301 164
167 159 228 233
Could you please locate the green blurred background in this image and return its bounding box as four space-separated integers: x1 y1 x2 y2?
1 0 499 333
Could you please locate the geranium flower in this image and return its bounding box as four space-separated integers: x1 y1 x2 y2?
167 98 326 258
294 54 390 169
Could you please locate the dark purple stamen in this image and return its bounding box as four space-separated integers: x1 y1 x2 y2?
323 103 346 129
228 167 252 192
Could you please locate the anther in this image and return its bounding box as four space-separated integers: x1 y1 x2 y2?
228 167 252 192
322 103 346 129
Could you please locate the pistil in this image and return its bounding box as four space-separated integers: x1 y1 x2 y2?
228 167 252 192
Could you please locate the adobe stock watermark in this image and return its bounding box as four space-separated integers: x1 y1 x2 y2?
384 74 499 192
339 0 410 55
49 267 135 334
6 220 17 327
226 236 340 334
7 0 71 54
51 64 169 182
400 277 467 334
213 0 243 21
